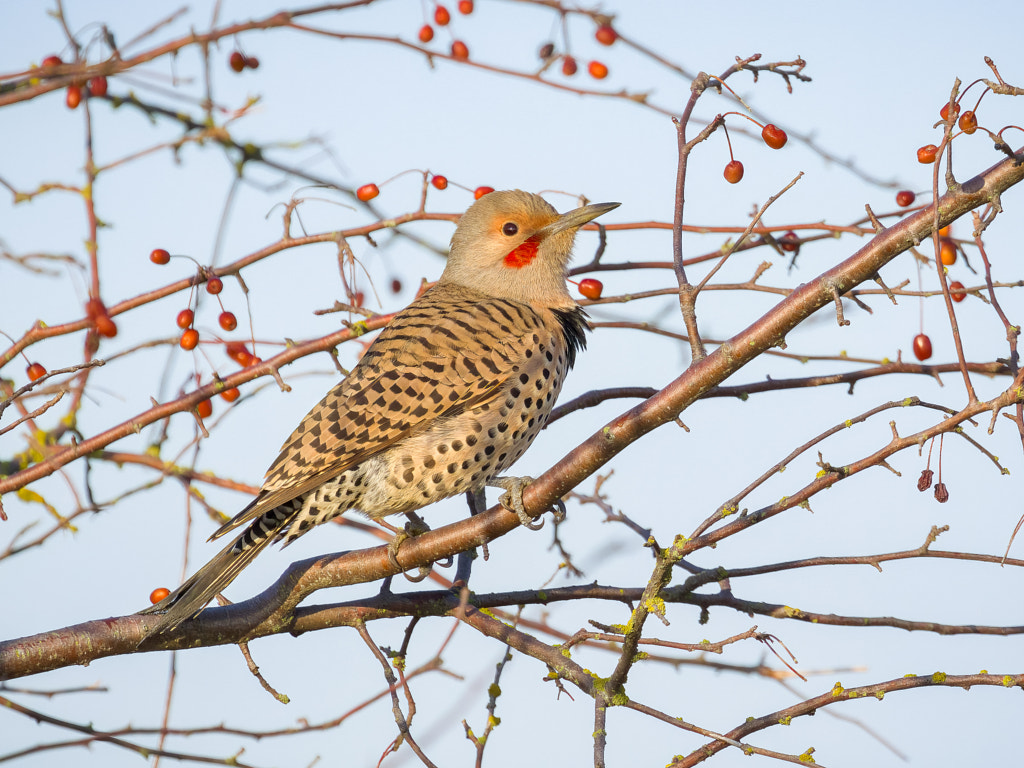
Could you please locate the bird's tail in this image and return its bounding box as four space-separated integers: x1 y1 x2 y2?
139 505 298 636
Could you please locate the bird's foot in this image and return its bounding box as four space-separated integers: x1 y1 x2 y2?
489 475 566 530
387 512 432 581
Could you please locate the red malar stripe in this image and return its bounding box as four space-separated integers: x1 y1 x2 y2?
503 237 539 268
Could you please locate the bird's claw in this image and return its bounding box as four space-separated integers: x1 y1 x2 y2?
387 513 432 578
490 475 565 531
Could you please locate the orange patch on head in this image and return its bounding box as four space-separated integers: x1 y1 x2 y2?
503 237 539 268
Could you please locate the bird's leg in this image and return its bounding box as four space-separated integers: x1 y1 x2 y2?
387 511 432 581
464 488 489 563
488 475 565 531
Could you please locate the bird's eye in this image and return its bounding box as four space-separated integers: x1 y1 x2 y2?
502 222 519 236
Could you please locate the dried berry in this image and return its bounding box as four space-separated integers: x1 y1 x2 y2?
779 231 800 253
933 482 949 503
917 468 934 492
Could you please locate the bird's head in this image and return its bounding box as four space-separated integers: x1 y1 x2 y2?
440 190 619 309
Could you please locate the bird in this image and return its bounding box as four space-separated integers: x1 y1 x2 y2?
140 190 619 635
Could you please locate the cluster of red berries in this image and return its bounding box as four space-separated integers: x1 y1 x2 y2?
916 94 986 164
86 297 118 338
43 55 109 110
356 179 493 202
150 249 244 356
229 51 259 72
538 23 615 81
910 227 969 361
721 123 788 185
417 3 474 60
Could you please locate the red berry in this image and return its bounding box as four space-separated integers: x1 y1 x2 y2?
42 55 63 68
779 231 800 252
940 101 960 121
150 248 170 265
458 0 474 13
220 387 240 402
95 314 118 338
149 587 170 604
66 85 82 109
180 328 199 350
896 190 916 207
912 333 933 361
561 56 578 76
958 110 978 134
578 278 603 300
595 25 618 45
391 278 403 293
435 5 451 25
917 144 939 164
588 60 609 80
219 311 238 331
939 225 951 238
226 341 254 366
356 183 380 202
86 297 117 337
27 362 47 382
474 186 494 199
206 276 223 295
85 297 104 320
197 399 213 419
949 281 967 303
431 174 448 190
87 76 108 97
418 25 434 43
723 160 744 184
451 40 469 60
761 124 787 149
939 238 957 266
229 51 245 73
245 56 259 70
176 308 195 329
353 291 365 307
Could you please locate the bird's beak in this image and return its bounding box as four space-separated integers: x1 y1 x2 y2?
537 201 620 239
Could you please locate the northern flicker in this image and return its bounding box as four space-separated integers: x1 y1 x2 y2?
141 190 619 634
